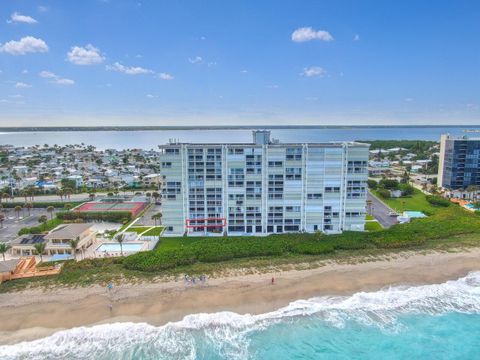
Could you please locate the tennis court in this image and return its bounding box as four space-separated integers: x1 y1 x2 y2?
75 201 148 217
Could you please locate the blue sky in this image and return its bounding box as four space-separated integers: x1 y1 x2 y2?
0 0 479 126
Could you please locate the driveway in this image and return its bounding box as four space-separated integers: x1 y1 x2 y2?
367 192 398 228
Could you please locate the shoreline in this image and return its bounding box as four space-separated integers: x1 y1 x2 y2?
0 125 478 133
1 249 479 345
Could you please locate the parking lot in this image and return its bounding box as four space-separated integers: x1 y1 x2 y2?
0 208 53 243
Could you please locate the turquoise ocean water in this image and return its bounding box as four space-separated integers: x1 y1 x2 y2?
1 272 480 360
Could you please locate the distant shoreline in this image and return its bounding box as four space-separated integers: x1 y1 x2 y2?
0 125 479 132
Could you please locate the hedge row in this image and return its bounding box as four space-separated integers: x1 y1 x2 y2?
56 211 132 223
426 195 450 207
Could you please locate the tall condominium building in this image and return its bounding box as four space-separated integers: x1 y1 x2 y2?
159 131 369 236
438 134 480 190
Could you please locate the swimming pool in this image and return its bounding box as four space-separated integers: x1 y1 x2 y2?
96 243 144 253
404 211 427 218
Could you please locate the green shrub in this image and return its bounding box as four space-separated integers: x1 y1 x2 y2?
56 211 132 223
379 179 399 190
378 189 391 199
18 217 63 235
426 195 450 207
399 184 415 196
367 179 378 189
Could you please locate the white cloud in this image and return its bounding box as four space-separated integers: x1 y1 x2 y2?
38 6 48 13
39 71 74 85
158 72 174 80
353 34 360 41
39 71 56 79
240 70 248 74
22 69 28 74
0 36 48 55
404 97 414 102
265 84 279 89
55 78 75 85
67 44 105 65
291 27 333 42
7 12 38 24
301 66 327 77
146 94 157 98
188 56 202 64
106 62 153 75
9 94 23 99
15 82 32 89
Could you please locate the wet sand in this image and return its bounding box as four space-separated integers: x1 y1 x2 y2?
0 249 479 345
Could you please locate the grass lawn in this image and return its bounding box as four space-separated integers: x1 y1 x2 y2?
365 214 375 221
127 226 150 234
142 226 165 236
372 188 439 214
127 226 165 236
364 221 383 231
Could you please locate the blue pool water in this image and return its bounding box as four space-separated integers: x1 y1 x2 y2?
96 243 143 252
404 211 427 218
1 272 480 359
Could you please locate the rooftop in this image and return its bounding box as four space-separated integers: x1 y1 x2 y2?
11 234 46 246
44 223 93 240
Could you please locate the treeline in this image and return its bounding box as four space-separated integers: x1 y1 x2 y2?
359 140 437 151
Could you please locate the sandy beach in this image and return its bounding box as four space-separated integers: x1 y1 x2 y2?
1 249 479 345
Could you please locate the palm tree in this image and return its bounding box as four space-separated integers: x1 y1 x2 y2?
466 185 478 201
33 242 46 262
69 237 80 261
116 233 125 256
38 215 48 230
57 189 64 201
47 206 55 220
24 202 33 216
152 192 160 203
151 212 162 226
14 205 22 219
366 200 372 214
0 243 10 261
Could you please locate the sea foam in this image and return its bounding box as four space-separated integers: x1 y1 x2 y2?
1 272 480 360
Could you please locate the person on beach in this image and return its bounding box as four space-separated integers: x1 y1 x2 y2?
271 277 275 285
108 303 113 312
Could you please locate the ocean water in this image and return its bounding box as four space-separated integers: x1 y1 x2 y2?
1 272 480 360
1 126 479 150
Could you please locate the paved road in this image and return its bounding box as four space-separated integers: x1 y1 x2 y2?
136 204 162 226
367 192 398 228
